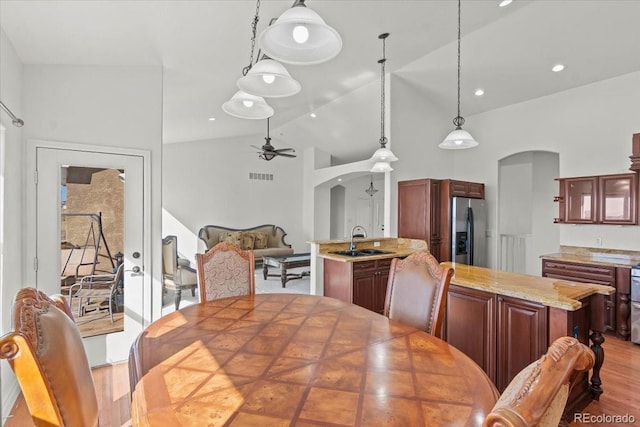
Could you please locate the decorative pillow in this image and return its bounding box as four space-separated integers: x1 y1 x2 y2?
253 231 268 249
219 231 242 247
241 232 255 250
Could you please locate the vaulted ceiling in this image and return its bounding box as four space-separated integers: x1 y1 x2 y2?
2 1 639 163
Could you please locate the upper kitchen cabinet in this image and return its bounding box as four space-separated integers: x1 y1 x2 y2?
599 173 637 224
563 177 597 223
554 173 638 225
448 180 485 199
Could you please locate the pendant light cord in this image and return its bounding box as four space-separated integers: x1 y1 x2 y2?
243 0 261 76
266 117 270 142
453 0 465 128
379 33 389 148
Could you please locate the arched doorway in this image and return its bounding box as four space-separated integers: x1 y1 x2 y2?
498 151 559 275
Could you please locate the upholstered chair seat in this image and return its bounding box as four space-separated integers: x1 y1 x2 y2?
196 241 255 301
383 250 454 338
0 288 100 426
162 235 198 310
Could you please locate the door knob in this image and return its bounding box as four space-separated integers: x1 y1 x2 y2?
132 252 141 259
132 266 141 273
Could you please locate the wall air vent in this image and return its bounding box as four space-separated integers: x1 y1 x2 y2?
249 172 274 181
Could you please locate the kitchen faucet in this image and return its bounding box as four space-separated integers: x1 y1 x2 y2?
349 225 367 251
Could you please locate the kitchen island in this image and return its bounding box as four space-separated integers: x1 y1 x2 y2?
541 245 640 340
311 237 427 313
443 262 615 419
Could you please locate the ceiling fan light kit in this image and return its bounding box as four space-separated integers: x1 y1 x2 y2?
222 90 274 120
258 0 342 65
370 32 398 173
237 58 301 97
440 0 479 150
252 118 297 161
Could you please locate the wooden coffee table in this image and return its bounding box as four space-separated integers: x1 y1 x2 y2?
262 253 311 288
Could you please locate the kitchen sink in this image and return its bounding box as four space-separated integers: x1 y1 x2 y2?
357 249 394 255
330 249 394 257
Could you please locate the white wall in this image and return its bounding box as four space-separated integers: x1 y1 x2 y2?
453 71 640 265
389 75 456 237
0 29 25 420
162 136 306 259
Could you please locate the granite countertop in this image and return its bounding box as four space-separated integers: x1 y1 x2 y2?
443 262 615 311
311 237 428 263
540 246 640 268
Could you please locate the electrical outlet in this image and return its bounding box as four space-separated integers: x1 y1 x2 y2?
373 241 381 247
596 237 602 247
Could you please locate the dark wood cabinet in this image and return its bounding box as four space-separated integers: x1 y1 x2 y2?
599 174 638 224
445 285 548 391
324 258 392 314
542 259 631 339
445 285 496 381
448 180 485 199
554 173 637 225
398 178 484 262
398 179 441 260
496 296 548 391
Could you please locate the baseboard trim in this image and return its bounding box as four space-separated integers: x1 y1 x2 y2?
1 380 21 424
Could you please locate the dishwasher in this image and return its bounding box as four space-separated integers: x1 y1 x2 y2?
632 264 640 344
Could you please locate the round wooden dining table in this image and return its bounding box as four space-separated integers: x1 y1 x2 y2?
129 294 499 426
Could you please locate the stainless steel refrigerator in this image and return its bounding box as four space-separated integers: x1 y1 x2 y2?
451 197 487 267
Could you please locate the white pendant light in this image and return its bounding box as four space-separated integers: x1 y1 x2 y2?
222 91 274 120
223 1 278 119
237 58 301 98
370 33 398 173
371 162 393 173
258 0 342 65
440 0 479 150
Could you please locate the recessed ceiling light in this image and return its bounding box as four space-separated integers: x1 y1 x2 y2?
208 117 216 121
310 113 317 118
337 178 343 182
498 0 513 7
474 89 485 96
552 64 565 72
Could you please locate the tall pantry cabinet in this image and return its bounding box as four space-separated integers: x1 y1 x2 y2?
398 179 485 262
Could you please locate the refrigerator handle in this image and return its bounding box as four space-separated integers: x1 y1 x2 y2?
467 207 474 265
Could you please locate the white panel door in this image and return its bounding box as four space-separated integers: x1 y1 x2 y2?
36 146 147 365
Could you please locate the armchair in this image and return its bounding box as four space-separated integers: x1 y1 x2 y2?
162 235 197 310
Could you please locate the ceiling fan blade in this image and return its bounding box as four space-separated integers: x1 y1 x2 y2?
277 152 297 158
274 148 295 153
250 145 262 150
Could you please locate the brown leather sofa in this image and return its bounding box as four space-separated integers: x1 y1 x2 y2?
198 224 294 264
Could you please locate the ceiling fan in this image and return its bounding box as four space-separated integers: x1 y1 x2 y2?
251 118 296 161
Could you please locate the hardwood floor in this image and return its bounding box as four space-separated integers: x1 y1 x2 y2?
5 337 639 426
569 338 640 426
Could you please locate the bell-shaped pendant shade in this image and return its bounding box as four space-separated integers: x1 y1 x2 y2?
370 146 398 163
222 91 274 120
439 127 479 149
370 161 393 173
258 4 342 65
237 59 301 98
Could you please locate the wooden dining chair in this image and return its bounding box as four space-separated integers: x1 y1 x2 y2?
195 241 255 302
383 250 454 338
0 287 99 427
484 336 595 427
